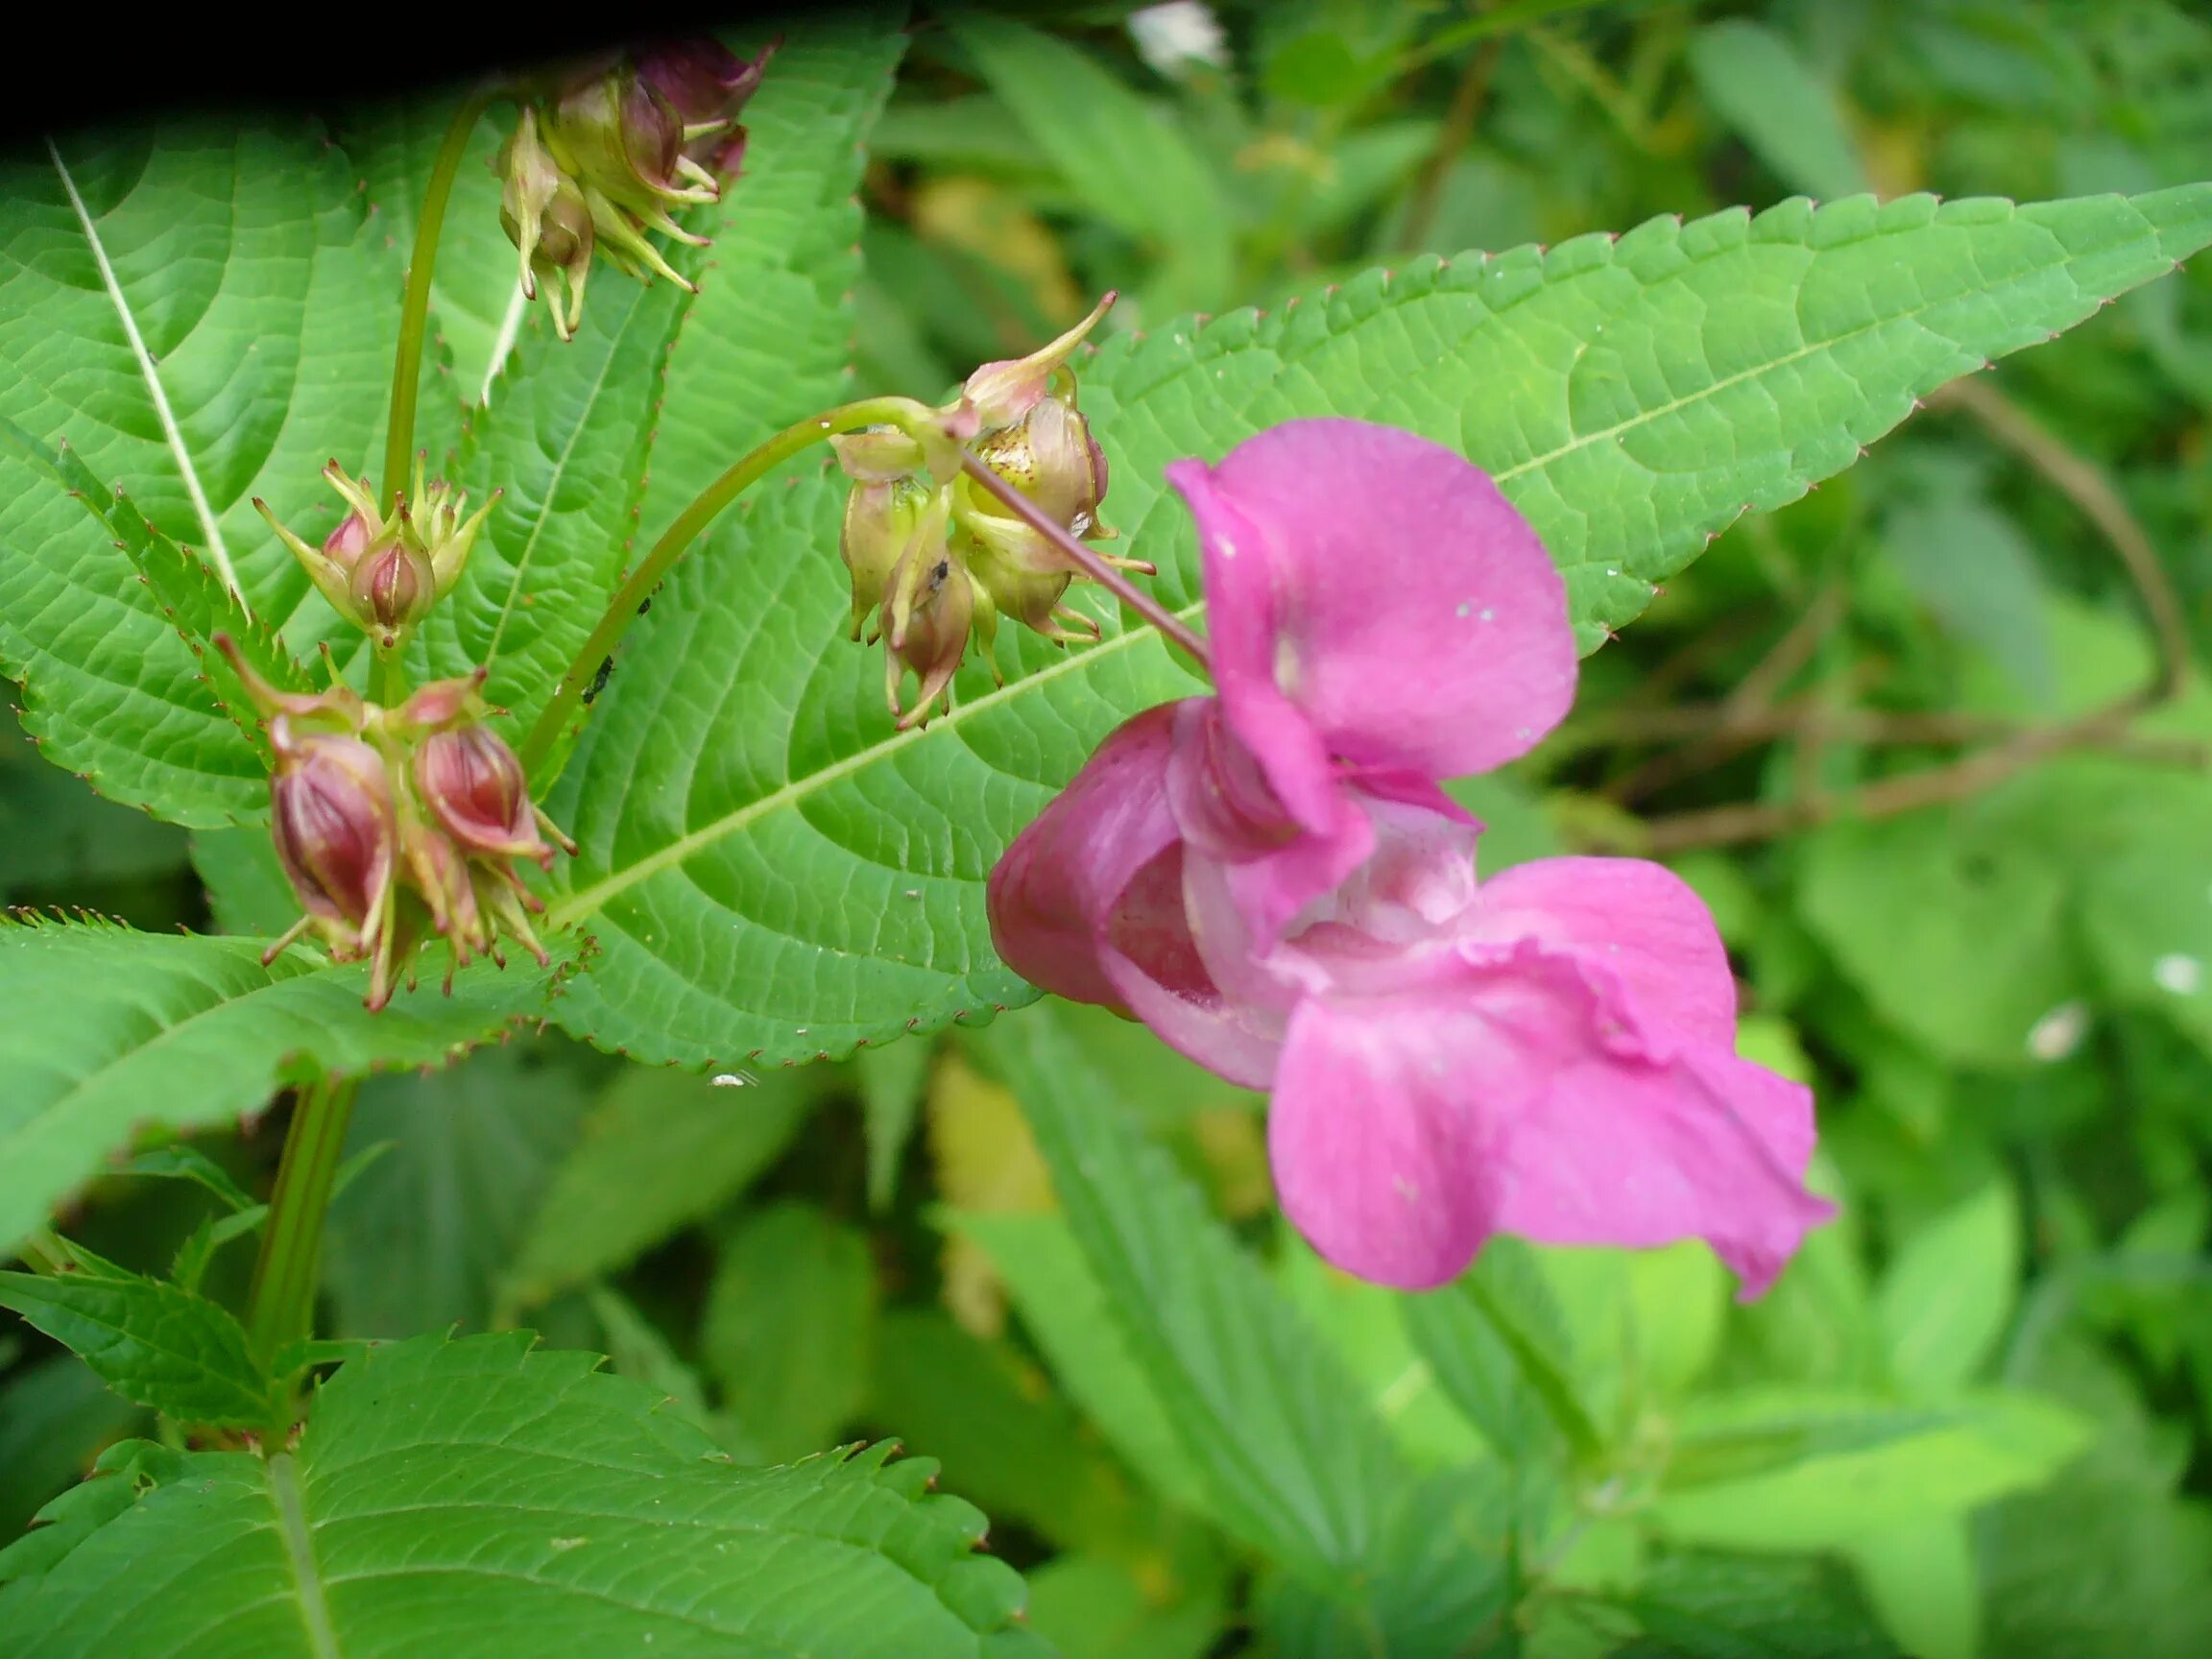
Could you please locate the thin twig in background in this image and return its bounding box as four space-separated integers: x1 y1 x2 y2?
1399 32 1503 252
1609 373 2200 854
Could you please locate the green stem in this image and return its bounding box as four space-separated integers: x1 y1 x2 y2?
245 1077 359 1381
373 642 407 709
383 85 504 507
517 396 938 781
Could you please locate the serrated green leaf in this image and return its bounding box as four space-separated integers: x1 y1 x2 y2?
333 96 521 412
0 1332 1046 1657
865 1309 1159 1563
546 186 2212 1067
119 1143 257 1214
1875 1181 2020 1392
1252 1469 1516 1659
0 421 315 764
701 1200 878 1464
973 1006 1410 1577
0 915 570 1260
415 276 690 735
0 1256 274 1428
0 123 399 825
1605 1552 1904 1659
497 1064 821 1312
1403 1237 1597 1465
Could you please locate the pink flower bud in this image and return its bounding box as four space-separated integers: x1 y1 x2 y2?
414 724 554 867
269 724 395 932
323 511 371 570
349 539 433 642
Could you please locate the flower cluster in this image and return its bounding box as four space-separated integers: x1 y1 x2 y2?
219 641 574 1011
497 36 774 339
988 419 1833 1293
254 454 493 651
831 295 1150 727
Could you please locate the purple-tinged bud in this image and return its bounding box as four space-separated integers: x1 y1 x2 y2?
636 36 776 176
349 537 433 645
415 723 558 869
269 721 395 936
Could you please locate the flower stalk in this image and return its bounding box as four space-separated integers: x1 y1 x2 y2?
955 448 1210 668
385 84 508 507
517 395 942 778
245 1075 359 1386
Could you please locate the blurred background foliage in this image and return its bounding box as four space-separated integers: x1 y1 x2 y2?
7 0 2212 1653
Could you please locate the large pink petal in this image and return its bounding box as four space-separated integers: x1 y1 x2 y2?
986 702 1281 1088
989 704 1184 1012
1266 944 1829 1295
1166 419 1578 782
1461 856 1740 1051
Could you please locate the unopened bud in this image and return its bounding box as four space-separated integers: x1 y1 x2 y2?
414 723 559 869
960 292 1115 432
349 538 434 643
885 540 974 730
269 722 396 936
325 511 372 570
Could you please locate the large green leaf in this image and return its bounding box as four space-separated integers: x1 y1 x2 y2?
0 122 398 826
0 1332 1045 1657
0 916 569 1260
0 1241 274 1429
548 185 2212 1066
973 1007 1410 1578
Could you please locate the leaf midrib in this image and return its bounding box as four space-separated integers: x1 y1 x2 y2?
45 138 241 598
266 1453 342 1659
549 237 2024 926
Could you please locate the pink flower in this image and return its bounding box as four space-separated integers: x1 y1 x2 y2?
988 419 1831 1294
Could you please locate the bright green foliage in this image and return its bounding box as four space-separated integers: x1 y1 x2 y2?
636 10 906 551
1875 1181 2021 1391
1651 1388 2091 1550
548 185 2212 1069
0 1240 272 1428
0 1333 1046 1657
0 123 398 824
0 916 569 1258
